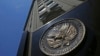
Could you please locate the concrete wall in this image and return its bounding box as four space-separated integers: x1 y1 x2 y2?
25 0 84 32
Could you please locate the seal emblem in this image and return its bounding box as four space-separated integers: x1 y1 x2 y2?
39 19 86 56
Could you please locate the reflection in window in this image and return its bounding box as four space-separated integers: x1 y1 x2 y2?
40 6 65 24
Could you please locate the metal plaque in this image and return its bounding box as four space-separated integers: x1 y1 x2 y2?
39 19 86 56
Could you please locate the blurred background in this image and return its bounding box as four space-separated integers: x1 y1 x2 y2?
0 0 32 56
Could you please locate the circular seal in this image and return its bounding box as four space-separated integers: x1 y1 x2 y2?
39 19 86 56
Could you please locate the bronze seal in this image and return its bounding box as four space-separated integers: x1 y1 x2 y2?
39 19 86 56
